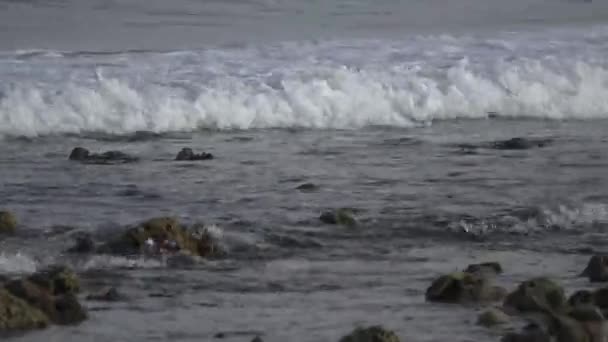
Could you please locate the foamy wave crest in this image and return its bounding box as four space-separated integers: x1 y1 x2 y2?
82 255 163 270
0 252 38 274
1 58 608 136
449 202 608 236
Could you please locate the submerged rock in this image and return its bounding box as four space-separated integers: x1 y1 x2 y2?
296 183 318 192
457 137 552 152
68 147 138 164
338 326 400 342
66 234 95 254
491 137 552 150
0 288 49 331
478 307 510 327
319 209 357 227
0 211 17 234
503 277 566 313
86 287 123 302
175 148 213 161
581 255 608 282
100 217 222 258
501 322 552 342
425 271 506 303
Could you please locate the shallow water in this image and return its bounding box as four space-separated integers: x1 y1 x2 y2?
2 121 608 341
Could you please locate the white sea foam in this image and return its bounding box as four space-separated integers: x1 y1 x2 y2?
1 29 608 137
82 255 164 270
0 252 38 274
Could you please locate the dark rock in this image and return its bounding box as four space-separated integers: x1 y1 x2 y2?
86 287 123 302
0 288 48 331
567 305 604 322
52 294 87 325
339 326 400 342
319 209 357 227
175 148 213 161
569 290 594 308
581 255 608 282
591 287 608 309
425 271 506 303
504 277 566 314
251 336 263 342
68 147 90 161
296 183 318 192
549 313 591 342
457 137 552 152
491 137 552 150
0 211 17 234
66 234 95 254
68 147 138 164
464 262 503 276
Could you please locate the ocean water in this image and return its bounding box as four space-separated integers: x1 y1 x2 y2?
2 0 608 341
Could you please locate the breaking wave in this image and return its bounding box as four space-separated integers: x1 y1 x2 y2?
2 29 608 137
0 252 38 274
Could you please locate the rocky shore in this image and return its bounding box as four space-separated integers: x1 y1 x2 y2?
0 136 604 342
4 203 608 342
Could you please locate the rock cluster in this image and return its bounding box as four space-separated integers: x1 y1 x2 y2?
0 266 87 332
424 256 608 342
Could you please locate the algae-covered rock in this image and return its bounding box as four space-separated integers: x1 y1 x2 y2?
464 262 503 277
478 307 510 327
0 211 17 234
0 288 48 331
504 277 566 313
28 266 80 295
101 217 222 258
5 279 57 320
338 326 400 342
320 209 357 227
426 271 506 303
581 255 608 282
5 278 87 325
